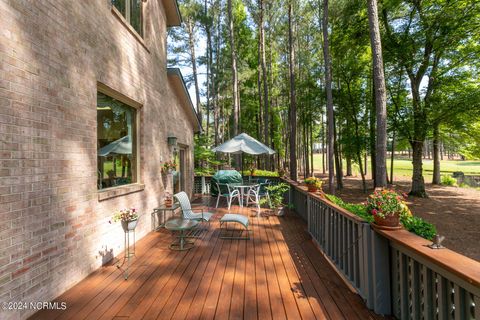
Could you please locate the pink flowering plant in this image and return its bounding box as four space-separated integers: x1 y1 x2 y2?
365 189 410 219
110 208 138 223
162 160 177 172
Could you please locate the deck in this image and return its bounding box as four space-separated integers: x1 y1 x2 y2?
32 198 385 320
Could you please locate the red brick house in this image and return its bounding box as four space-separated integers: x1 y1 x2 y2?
0 1 200 318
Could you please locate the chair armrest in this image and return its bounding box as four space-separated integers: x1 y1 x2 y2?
191 208 204 218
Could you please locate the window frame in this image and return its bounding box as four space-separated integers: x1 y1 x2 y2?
112 0 144 37
97 83 143 198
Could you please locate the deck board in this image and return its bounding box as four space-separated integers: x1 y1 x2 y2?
31 198 387 320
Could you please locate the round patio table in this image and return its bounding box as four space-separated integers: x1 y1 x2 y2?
228 182 259 207
165 218 199 251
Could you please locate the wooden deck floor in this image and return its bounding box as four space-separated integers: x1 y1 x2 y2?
32 198 385 320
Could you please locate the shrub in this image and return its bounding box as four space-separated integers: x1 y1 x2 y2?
241 169 279 177
326 194 373 222
325 194 436 240
194 168 215 176
401 215 437 240
441 175 457 186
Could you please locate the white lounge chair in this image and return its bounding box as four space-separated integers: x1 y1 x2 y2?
174 191 214 224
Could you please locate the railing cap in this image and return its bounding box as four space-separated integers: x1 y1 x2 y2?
376 228 480 288
281 177 366 223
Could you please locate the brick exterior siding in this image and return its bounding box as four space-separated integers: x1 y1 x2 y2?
0 1 195 319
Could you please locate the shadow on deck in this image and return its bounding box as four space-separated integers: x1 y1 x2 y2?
31 196 387 320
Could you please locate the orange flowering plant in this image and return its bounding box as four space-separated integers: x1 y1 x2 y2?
304 177 322 188
365 189 411 219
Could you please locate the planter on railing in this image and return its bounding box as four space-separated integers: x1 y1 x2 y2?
281 177 480 319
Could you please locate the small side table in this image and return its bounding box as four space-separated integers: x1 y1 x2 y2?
152 203 180 231
165 218 199 251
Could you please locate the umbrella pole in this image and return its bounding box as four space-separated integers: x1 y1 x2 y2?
241 153 244 182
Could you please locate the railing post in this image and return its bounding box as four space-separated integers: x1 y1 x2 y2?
201 176 206 194
370 228 392 315
307 193 311 231
360 223 373 307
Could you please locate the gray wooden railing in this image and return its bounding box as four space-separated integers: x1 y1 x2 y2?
386 232 480 320
285 178 480 319
290 185 376 306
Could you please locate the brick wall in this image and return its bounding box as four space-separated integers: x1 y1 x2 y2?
0 1 195 319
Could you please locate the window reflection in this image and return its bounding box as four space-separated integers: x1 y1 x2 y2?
112 0 143 37
97 92 136 189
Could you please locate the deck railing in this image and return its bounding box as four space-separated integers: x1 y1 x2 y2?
284 178 480 319
290 183 374 305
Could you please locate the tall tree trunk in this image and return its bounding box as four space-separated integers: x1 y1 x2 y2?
411 140 427 196
288 1 297 181
213 5 221 146
410 83 428 197
204 0 211 142
187 20 202 123
257 36 263 140
333 115 343 189
259 0 270 164
369 76 376 183
304 123 310 177
390 128 396 184
310 121 314 176
228 0 240 136
364 146 368 175
321 112 326 174
432 122 441 185
322 0 335 194
346 156 352 176
367 0 387 187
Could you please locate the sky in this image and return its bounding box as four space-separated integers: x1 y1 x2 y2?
168 34 208 109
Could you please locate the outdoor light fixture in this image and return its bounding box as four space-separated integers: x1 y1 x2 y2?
167 135 177 147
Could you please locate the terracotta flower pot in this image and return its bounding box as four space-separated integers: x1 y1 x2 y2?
374 214 400 228
121 219 138 232
307 185 318 192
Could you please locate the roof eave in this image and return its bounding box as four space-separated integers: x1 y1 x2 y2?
162 0 182 27
167 68 202 134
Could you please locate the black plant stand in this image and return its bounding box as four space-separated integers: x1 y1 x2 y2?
117 224 136 280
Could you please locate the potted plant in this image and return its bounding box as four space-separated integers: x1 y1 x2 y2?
365 189 410 229
162 160 177 174
304 177 322 193
164 191 173 207
110 208 139 232
263 183 290 216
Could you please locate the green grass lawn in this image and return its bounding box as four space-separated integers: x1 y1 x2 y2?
312 154 480 180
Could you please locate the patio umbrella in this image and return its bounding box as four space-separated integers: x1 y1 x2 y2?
212 133 275 175
212 133 275 155
98 135 132 157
